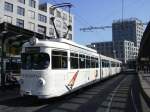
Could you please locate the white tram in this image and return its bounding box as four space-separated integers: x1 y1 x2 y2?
20 38 122 98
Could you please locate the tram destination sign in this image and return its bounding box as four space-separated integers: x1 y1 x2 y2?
25 47 40 53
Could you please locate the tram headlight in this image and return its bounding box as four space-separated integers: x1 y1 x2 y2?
38 78 46 86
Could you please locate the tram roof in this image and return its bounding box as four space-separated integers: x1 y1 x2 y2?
23 37 98 54
100 54 122 63
48 38 97 53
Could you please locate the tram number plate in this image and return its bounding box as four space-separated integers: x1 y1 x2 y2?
25 47 40 53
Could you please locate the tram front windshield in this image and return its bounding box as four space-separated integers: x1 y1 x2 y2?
21 53 50 70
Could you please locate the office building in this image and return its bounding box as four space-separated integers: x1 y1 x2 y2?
87 41 114 58
112 18 144 49
112 18 144 63
87 40 138 63
114 40 138 63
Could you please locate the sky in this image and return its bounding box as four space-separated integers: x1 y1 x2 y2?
41 0 150 45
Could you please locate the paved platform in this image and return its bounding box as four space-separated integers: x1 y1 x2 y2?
0 86 20 102
138 72 150 110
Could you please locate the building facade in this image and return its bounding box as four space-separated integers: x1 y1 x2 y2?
114 40 138 63
0 0 74 40
112 18 144 49
87 40 138 64
87 41 114 58
112 18 144 63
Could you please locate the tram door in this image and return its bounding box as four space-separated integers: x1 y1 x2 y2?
51 50 69 89
65 52 78 89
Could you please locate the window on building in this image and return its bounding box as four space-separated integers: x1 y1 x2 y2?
17 6 25 16
69 16 72 23
28 10 35 19
38 14 47 23
4 2 13 12
55 20 61 28
18 0 25 4
70 53 78 69
57 30 61 37
49 28 54 36
52 50 68 69
68 34 72 40
28 22 35 31
4 15 12 24
49 18 53 25
49 7 54 15
29 0 36 8
38 25 46 34
63 13 67 20
62 32 66 37
56 10 61 18
63 22 67 30
16 19 24 28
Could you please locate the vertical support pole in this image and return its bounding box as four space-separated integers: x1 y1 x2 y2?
122 0 124 22
1 35 5 87
121 0 124 29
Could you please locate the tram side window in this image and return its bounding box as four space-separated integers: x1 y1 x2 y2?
91 57 96 68
102 59 109 68
111 62 115 67
52 50 68 69
70 53 78 69
86 56 90 68
117 63 120 67
102 60 105 68
96 58 99 68
79 54 85 68
110 62 113 67
107 61 110 67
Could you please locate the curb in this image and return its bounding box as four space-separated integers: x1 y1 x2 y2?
138 75 150 108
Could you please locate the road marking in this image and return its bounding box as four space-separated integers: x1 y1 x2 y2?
131 88 138 112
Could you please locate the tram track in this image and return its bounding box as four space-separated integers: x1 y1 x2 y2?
0 73 141 112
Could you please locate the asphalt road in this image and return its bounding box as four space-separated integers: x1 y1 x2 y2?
0 73 144 112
